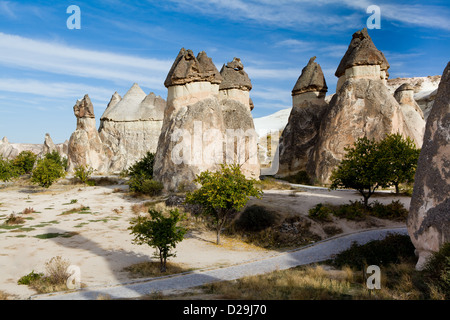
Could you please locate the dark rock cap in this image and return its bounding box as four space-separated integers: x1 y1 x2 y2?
219 57 252 91
292 57 328 96
74 94 95 118
335 28 389 78
164 48 222 87
395 83 415 93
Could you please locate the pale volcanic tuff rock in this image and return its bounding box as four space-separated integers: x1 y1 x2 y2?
276 57 328 179
67 95 108 173
98 84 165 173
408 62 450 270
154 49 260 191
394 83 426 147
0 137 43 160
307 29 413 184
39 133 68 159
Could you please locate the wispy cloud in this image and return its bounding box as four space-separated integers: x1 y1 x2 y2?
160 0 450 31
0 32 172 90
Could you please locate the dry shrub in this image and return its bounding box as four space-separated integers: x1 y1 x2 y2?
4 213 25 225
123 261 190 278
45 256 70 285
22 207 35 214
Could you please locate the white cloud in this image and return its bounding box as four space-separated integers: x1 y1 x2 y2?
0 32 172 90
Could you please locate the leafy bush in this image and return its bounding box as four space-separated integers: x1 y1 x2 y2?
0 156 18 182
17 271 44 285
234 205 279 232
333 200 367 221
44 150 68 171
283 171 312 185
31 157 66 188
422 243 450 298
128 152 155 179
332 233 416 269
74 165 94 185
308 203 333 221
371 200 409 220
12 151 37 175
129 177 163 196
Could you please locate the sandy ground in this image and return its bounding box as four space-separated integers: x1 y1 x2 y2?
0 179 409 300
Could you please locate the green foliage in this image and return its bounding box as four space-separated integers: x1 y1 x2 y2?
12 151 37 175
377 133 421 194
308 203 333 221
330 137 387 208
332 234 416 269
31 157 66 188
234 205 279 232
129 208 187 272
0 156 18 182
422 243 450 298
44 150 68 170
330 134 420 207
333 201 368 221
128 177 163 196
370 200 409 220
17 270 44 285
74 165 94 185
283 171 312 185
185 164 263 244
127 152 155 179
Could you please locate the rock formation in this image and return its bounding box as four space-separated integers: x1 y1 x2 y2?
0 136 43 160
394 83 426 147
154 49 260 191
407 61 450 270
219 57 252 110
67 94 108 173
307 28 413 184
98 84 165 173
335 28 389 91
38 133 69 160
276 57 328 179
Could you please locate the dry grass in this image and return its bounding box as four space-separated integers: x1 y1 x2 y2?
0 291 13 300
123 261 193 278
4 213 25 225
154 261 434 300
22 207 35 214
60 205 90 215
256 177 299 191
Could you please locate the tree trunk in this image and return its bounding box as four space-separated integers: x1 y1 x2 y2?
395 183 399 194
216 227 221 245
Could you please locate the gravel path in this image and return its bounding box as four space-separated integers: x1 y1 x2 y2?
30 227 408 300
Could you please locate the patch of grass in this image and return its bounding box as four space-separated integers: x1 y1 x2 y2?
255 177 294 190
59 205 91 215
123 261 192 278
281 170 312 185
33 232 77 239
22 207 35 214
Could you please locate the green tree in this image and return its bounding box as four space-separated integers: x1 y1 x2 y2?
12 151 37 175
44 150 68 171
377 133 421 194
74 165 94 185
127 152 155 179
129 209 187 273
31 157 66 188
0 156 18 182
330 137 388 208
126 152 162 195
185 164 263 245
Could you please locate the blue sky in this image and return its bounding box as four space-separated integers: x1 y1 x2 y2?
0 0 449 144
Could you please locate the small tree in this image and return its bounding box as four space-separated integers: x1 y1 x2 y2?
185 164 263 245
31 157 66 188
330 137 388 208
377 133 421 194
129 209 187 273
12 151 37 175
0 156 18 182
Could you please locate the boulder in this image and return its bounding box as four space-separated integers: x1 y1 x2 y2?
277 57 328 179
67 95 108 173
407 62 450 270
99 84 165 173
